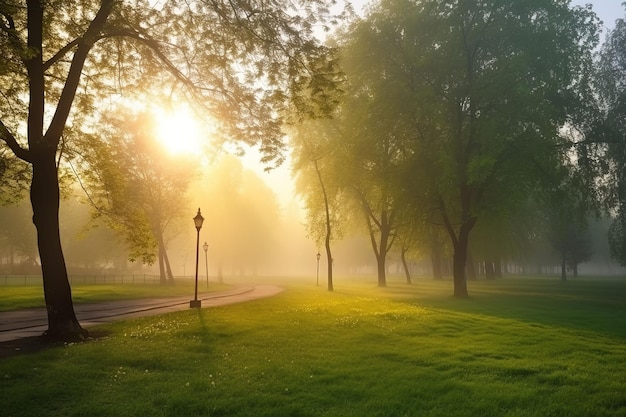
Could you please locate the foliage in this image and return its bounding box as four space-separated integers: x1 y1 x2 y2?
328 0 600 296
73 109 198 281
290 119 346 246
0 200 37 269
0 147 30 205
0 0 347 163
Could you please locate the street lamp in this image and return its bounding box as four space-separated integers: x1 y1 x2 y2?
203 241 209 288
316 252 321 286
190 208 204 308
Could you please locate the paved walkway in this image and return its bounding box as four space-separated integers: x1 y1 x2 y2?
0 285 283 343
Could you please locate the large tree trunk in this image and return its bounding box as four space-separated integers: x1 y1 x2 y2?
31 152 87 341
441 199 473 298
452 221 473 298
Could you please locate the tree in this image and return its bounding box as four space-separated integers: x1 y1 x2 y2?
322 17 424 287
0 148 30 206
346 0 599 297
0 0 344 340
592 6 626 265
291 119 344 291
0 200 37 272
75 109 198 284
60 198 130 274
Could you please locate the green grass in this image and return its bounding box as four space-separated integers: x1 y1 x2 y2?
1 277 625 417
0 282 231 312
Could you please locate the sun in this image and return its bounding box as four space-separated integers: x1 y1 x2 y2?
152 106 206 155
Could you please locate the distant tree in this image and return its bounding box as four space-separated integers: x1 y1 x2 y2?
550 223 593 280
0 201 37 272
0 0 345 340
75 110 197 284
609 214 626 267
329 20 422 287
0 148 30 206
541 167 593 281
291 118 346 291
60 196 129 273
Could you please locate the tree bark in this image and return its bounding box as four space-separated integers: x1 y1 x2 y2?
164 249 175 283
452 221 473 298
485 259 495 280
401 247 412 284
31 151 87 340
313 158 334 291
440 199 473 298
494 258 502 278
158 244 167 284
157 233 174 284
325 239 333 292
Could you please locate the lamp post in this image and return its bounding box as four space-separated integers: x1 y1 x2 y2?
316 252 321 286
203 241 209 288
190 208 204 308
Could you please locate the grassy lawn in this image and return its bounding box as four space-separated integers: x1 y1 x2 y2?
1 277 625 416
0 282 231 312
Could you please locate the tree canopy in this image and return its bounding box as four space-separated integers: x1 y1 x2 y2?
291 0 601 296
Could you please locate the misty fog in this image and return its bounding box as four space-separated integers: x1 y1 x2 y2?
1 150 624 283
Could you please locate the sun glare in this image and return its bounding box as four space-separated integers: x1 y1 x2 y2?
153 107 205 155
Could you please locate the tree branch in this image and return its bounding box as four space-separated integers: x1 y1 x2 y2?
0 119 32 162
43 38 81 72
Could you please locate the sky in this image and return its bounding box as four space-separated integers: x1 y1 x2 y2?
350 1 624 29
570 0 624 30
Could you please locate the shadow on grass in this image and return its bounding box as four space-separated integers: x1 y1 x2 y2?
385 278 626 340
0 329 112 360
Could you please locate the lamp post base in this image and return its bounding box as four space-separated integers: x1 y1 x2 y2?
189 300 202 308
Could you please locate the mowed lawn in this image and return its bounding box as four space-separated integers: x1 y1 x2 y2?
1 277 625 417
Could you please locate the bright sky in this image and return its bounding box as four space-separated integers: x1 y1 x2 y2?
350 0 624 29
571 0 624 30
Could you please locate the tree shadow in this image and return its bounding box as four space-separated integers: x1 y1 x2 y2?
0 329 112 360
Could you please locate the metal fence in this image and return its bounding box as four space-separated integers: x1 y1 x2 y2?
0 274 181 286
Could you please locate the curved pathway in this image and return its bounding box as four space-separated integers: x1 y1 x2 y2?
0 285 283 343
